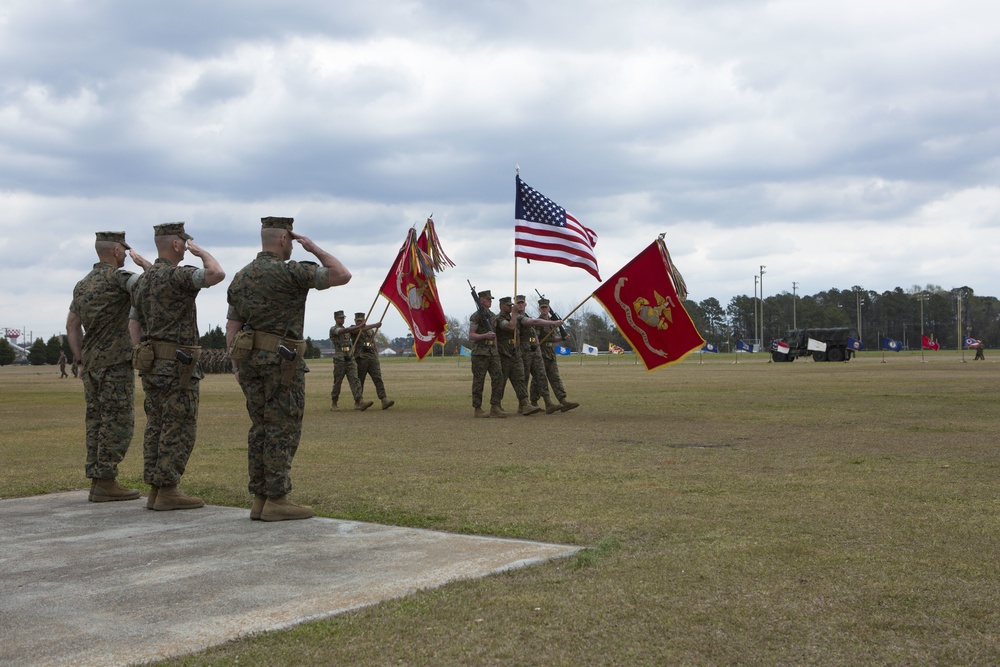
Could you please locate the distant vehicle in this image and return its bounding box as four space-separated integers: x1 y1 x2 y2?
771 327 861 363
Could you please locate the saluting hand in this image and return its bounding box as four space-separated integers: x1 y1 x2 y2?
129 249 152 270
291 232 319 254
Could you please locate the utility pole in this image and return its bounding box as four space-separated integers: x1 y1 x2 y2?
917 292 927 363
754 275 759 349
792 281 798 330
759 265 766 346
855 286 862 341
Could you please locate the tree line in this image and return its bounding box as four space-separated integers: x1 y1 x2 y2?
685 284 995 351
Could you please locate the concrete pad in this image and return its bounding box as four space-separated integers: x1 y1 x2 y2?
0 491 580 666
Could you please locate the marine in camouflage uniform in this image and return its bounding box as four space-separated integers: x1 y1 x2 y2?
534 297 579 412
130 222 225 510
468 289 505 418
66 231 148 503
494 297 540 416
227 216 352 522
352 312 394 410
329 311 372 411
513 295 570 414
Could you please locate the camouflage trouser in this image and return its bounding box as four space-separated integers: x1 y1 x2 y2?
82 361 135 479
499 352 528 401
520 344 550 401
140 372 199 487
239 359 305 498
471 353 504 408
535 352 567 402
355 352 387 400
331 354 363 402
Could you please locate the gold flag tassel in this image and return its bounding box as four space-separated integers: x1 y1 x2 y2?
657 238 688 300
420 216 455 273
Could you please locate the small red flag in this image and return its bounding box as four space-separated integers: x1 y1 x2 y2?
921 335 940 351
592 239 704 371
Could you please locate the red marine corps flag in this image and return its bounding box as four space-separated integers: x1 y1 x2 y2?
592 238 704 371
378 218 453 360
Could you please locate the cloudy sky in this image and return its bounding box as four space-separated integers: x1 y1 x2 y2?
3 0 999 343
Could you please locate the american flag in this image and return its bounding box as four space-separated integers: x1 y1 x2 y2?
514 175 600 280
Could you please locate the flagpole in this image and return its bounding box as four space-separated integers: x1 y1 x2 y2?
538 295 593 344
513 258 520 347
350 293 383 354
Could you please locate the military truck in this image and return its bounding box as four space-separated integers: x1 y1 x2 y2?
771 327 861 362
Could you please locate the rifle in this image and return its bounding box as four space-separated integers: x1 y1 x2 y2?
468 280 494 333
535 289 568 341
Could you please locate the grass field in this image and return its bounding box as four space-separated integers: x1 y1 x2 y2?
2 352 998 665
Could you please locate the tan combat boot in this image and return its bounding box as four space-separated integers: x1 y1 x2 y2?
89 478 141 503
152 485 205 511
260 495 315 522
543 395 561 414
330 399 339 411
519 397 542 416
559 398 580 412
146 485 159 509
490 404 508 418
474 407 488 418
381 398 395 410
355 398 374 411
250 493 267 520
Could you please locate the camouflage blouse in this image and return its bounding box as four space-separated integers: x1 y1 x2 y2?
131 258 204 346
226 251 329 340
69 262 138 369
494 311 519 357
469 309 498 357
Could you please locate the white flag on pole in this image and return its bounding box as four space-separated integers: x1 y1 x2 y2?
583 343 599 356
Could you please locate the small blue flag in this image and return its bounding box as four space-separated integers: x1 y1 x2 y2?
736 340 753 353
555 345 572 355
847 337 865 351
701 342 718 353
459 345 472 357
882 337 902 352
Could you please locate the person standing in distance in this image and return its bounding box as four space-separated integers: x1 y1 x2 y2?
67 231 150 502
129 222 225 511
352 312 394 410
227 217 352 522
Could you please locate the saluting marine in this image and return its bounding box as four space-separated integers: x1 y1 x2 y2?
227 216 352 522
130 222 225 511
67 231 150 503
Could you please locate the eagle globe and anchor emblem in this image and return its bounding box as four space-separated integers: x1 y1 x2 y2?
395 272 439 343
632 290 675 330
